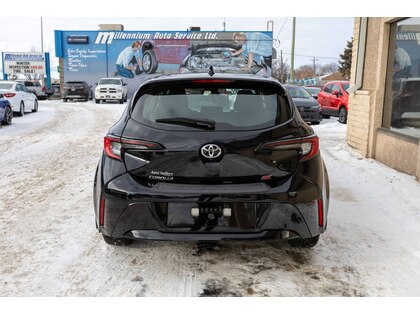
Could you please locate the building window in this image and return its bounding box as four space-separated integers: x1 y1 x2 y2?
383 17 420 138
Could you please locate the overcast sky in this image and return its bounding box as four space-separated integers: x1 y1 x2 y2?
0 17 354 77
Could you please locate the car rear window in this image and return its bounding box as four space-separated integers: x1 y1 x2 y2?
0 83 13 89
131 80 291 131
66 81 84 85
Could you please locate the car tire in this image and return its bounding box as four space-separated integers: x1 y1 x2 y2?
32 99 38 112
288 235 320 248
3 106 12 125
338 107 347 124
142 50 158 74
311 121 320 125
119 98 124 104
17 102 25 117
95 99 100 104
123 95 127 102
102 234 133 246
322 114 331 119
63 98 68 103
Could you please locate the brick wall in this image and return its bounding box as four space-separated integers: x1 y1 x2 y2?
347 91 371 156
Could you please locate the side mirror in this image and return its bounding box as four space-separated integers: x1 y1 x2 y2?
332 90 339 96
90 85 92 88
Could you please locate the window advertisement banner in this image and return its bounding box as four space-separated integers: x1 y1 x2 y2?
2 52 47 75
55 30 273 96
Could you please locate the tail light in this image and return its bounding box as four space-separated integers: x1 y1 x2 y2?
318 199 323 227
99 198 105 226
258 135 319 161
3 93 16 98
42 87 45 92
104 136 164 160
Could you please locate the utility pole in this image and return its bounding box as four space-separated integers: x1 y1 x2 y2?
290 17 296 83
40 17 44 52
267 20 274 32
223 18 226 31
280 49 284 83
313 57 316 76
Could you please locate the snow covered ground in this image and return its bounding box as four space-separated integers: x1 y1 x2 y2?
0 100 419 296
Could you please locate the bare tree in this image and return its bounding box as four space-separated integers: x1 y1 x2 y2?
272 59 289 83
294 64 316 80
319 62 339 75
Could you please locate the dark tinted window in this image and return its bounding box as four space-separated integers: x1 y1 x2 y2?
324 84 333 93
131 81 291 131
23 82 33 87
383 17 420 137
66 81 84 85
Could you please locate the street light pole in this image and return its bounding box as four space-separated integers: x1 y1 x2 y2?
290 17 296 82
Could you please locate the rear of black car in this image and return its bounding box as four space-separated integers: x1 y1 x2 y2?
62 81 90 102
93 74 329 247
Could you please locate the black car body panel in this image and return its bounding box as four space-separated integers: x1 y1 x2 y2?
93 73 329 243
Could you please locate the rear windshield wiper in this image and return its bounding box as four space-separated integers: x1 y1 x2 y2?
155 117 216 130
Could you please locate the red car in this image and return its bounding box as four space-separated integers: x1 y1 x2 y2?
317 81 350 124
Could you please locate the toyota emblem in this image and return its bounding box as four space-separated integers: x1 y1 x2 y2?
201 144 222 159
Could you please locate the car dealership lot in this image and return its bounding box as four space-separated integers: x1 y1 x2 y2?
1 100 420 296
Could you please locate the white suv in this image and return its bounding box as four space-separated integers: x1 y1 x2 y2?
18 80 48 100
95 78 128 104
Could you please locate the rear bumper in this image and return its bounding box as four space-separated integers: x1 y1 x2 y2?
63 94 87 99
298 108 322 123
95 171 327 241
127 230 272 241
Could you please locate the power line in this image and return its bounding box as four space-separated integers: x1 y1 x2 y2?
280 51 340 60
275 17 288 40
274 17 288 48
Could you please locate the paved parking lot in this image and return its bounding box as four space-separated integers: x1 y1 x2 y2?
1 100 419 296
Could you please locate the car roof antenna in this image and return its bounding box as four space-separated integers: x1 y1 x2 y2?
208 66 215 77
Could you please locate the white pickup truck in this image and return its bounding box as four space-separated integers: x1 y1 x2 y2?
94 78 128 104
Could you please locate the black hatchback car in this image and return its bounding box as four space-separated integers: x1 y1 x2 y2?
284 85 322 125
93 74 329 248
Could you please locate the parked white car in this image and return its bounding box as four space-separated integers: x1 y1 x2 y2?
0 81 38 116
95 78 128 104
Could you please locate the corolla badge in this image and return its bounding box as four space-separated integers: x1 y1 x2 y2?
201 144 222 159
